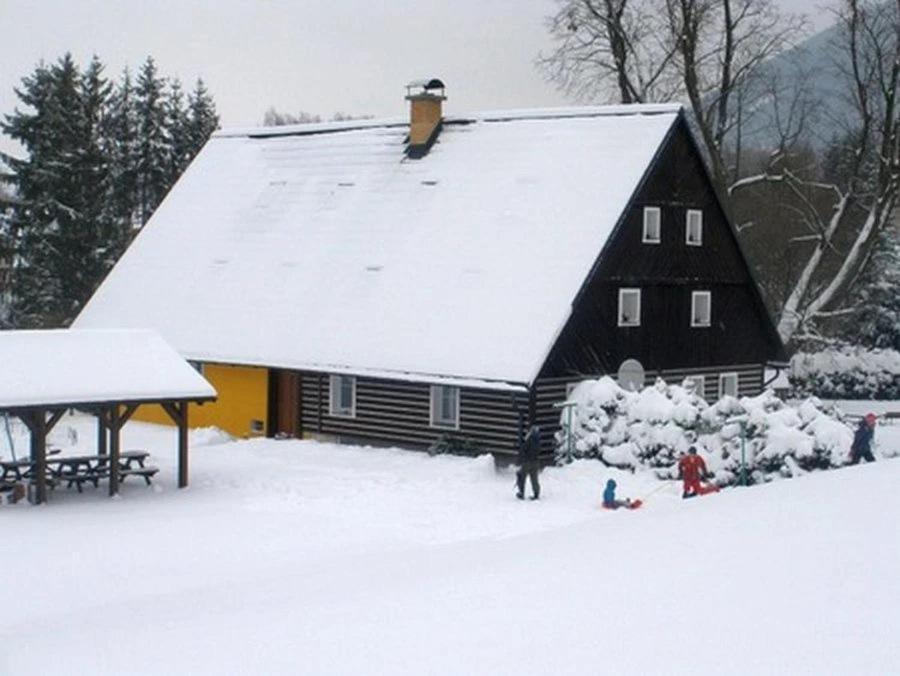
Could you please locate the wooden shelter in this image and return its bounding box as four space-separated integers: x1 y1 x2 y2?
0 329 216 503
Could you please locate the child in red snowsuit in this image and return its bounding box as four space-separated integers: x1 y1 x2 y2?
678 446 715 499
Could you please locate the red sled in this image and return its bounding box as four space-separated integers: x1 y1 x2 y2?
602 499 643 510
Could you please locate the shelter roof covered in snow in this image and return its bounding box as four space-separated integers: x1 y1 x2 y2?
0 329 216 409
75 104 681 387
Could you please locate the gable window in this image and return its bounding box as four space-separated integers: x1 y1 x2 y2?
691 291 711 327
430 385 460 430
618 288 641 327
686 209 703 246
686 375 706 400
329 374 356 418
642 207 661 244
719 372 739 398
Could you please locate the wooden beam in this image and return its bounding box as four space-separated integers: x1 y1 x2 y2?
46 408 66 433
108 406 121 497
27 410 48 504
177 402 189 488
161 401 184 427
119 404 139 426
97 410 108 458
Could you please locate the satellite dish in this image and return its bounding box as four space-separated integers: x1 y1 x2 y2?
617 359 645 392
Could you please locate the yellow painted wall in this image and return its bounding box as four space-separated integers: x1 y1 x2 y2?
134 363 269 438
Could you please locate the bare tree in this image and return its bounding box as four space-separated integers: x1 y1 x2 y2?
539 0 806 193
539 1 680 104
732 0 900 344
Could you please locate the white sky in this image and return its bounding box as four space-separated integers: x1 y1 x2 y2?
1 0 830 158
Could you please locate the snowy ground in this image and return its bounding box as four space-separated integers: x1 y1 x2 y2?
2 414 899 675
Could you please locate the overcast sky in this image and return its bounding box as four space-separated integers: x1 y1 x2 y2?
2 0 831 157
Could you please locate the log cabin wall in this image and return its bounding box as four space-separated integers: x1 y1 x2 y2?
298 372 525 453
539 116 783 381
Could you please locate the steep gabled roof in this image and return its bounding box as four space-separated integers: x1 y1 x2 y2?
75 104 681 388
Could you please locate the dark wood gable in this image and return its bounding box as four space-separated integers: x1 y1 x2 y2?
538 114 784 380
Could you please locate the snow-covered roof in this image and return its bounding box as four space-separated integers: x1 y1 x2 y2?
75 104 680 387
0 329 216 409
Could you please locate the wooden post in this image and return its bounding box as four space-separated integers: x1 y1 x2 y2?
97 410 108 459
178 402 189 488
162 401 190 489
28 410 48 505
108 406 121 497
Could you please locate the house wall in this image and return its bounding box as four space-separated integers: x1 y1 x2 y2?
134 363 268 438
532 118 782 453
539 118 782 379
298 372 524 453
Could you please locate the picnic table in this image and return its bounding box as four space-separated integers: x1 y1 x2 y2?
0 451 158 493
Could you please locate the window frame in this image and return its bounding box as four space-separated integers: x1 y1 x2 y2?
686 209 703 246
642 206 661 244
618 288 642 327
691 290 712 327
329 374 357 418
686 375 706 400
719 372 739 399
430 384 460 430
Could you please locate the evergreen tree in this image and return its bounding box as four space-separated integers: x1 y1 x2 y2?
165 78 191 184
1 54 219 327
134 56 169 226
843 231 900 351
105 68 140 237
186 78 219 159
2 55 85 326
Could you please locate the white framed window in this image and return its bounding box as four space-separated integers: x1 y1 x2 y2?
618 288 641 327
329 374 356 418
719 372 739 398
686 375 706 399
691 291 711 327
642 206 661 244
686 209 703 246
430 385 460 430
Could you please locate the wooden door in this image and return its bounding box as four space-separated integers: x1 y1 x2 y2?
271 370 300 438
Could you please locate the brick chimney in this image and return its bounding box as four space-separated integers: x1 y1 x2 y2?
405 78 446 157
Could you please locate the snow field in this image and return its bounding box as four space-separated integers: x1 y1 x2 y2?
1 414 899 675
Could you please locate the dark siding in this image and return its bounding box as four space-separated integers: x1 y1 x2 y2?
539 116 783 380
299 372 524 453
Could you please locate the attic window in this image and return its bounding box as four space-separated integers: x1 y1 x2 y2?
686 209 703 246
642 207 661 244
421 180 438 186
691 291 711 327
618 288 641 327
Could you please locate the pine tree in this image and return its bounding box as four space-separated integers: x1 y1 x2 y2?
844 230 900 351
165 78 191 184
105 68 140 238
134 56 169 226
2 55 85 326
186 78 219 159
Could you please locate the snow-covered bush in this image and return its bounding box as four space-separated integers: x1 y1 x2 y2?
789 347 900 400
556 377 854 486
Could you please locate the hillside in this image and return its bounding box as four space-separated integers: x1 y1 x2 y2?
1 415 898 674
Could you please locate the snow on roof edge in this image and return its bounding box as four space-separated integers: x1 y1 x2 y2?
212 103 683 140
187 353 529 394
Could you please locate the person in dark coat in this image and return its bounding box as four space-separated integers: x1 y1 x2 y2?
850 413 877 464
516 424 542 500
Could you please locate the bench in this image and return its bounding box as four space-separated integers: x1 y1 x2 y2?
118 466 159 486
